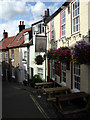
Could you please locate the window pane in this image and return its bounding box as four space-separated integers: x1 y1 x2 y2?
73 63 80 90
78 0 79 7
76 25 78 31
76 17 78 24
73 4 75 10
78 7 79 14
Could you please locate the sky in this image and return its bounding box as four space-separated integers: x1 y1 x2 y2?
0 0 65 40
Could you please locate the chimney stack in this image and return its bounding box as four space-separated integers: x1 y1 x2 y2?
19 21 25 33
3 30 8 39
44 10 47 16
46 9 49 17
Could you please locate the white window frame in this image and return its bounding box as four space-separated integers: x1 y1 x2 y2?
61 10 66 37
51 20 54 40
11 49 14 61
51 60 55 81
12 67 15 78
5 53 8 62
72 0 80 34
24 51 27 60
24 69 27 80
61 62 66 85
37 68 43 78
0 53 2 62
73 63 80 91
24 32 29 43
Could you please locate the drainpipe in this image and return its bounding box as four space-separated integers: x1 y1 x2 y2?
89 29 90 42
27 45 29 85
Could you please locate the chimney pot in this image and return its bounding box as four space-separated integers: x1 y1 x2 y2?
22 21 24 25
19 21 25 32
3 30 8 39
20 21 21 25
45 10 47 16
47 9 49 17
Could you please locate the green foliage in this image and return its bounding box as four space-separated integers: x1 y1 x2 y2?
86 101 90 113
23 80 27 86
29 74 43 87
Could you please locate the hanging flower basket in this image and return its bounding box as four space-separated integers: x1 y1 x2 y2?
46 48 57 60
72 41 90 64
46 47 71 63
56 47 71 62
35 55 44 65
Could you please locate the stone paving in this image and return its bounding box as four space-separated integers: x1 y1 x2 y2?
17 83 60 119
5 82 90 120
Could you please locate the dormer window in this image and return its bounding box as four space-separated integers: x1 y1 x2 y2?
24 32 29 43
35 24 44 34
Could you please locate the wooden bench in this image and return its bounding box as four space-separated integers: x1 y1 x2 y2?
43 86 70 102
35 82 53 95
62 108 86 115
56 92 89 115
35 82 53 88
47 97 56 102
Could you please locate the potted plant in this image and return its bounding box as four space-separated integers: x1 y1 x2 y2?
23 80 27 86
35 55 44 65
29 74 43 87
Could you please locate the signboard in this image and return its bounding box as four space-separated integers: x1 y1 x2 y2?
35 36 47 52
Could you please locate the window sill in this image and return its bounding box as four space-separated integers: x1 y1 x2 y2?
24 79 27 81
71 88 80 93
1 74 3 76
52 77 55 81
61 82 66 86
11 59 14 62
61 35 66 39
71 31 80 36
12 76 15 78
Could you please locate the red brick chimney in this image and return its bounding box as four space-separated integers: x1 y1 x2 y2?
19 21 25 33
3 30 8 39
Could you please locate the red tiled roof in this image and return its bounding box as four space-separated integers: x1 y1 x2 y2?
9 28 32 48
0 36 15 50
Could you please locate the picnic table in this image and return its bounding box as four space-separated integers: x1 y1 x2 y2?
43 86 70 101
35 82 53 89
56 92 89 115
35 82 53 95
